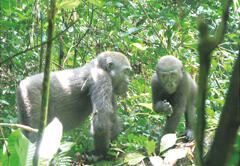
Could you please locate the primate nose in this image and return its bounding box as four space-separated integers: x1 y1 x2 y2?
125 76 130 84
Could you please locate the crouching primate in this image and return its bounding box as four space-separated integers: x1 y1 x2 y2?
151 56 198 145
16 51 131 162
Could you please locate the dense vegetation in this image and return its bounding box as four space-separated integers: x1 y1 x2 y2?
0 0 239 165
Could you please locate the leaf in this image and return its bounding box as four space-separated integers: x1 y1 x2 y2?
185 43 198 51
10 130 35 166
137 103 153 110
124 152 146 165
1 130 35 166
163 148 188 165
146 140 156 156
39 117 63 165
118 31 129 37
152 114 161 119
132 43 148 50
0 99 9 105
115 2 124 7
160 134 177 152
206 107 215 117
149 156 163 166
59 142 75 152
88 0 105 7
60 0 81 10
129 1 137 8
128 27 141 34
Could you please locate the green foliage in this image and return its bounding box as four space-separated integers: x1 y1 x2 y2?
59 0 81 10
227 134 240 166
145 139 156 156
0 119 75 166
0 130 35 166
51 142 74 166
0 0 239 165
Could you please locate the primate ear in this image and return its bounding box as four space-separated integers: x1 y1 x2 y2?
106 61 114 72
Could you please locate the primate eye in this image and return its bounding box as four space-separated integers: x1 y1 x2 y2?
171 72 178 81
161 73 166 78
124 68 131 75
160 73 168 83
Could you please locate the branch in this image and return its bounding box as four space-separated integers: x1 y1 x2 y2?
215 0 232 45
0 123 38 133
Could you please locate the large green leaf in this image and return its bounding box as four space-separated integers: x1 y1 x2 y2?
0 130 35 166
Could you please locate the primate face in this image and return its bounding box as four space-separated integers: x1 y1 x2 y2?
158 68 182 94
107 58 131 95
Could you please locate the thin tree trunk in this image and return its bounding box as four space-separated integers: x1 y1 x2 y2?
33 0 56 165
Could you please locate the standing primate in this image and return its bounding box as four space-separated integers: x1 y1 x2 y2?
151 56 198 145
16 51 131 162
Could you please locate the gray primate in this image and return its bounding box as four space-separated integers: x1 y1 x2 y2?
151 56 198 143
16 51 131 161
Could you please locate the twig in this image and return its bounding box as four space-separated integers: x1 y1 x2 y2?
52 61 64 69
0 123 38 133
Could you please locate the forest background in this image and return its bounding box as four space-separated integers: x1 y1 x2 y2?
0 0 239 165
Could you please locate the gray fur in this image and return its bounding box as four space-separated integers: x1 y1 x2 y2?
16 51 131 158
152 56 198 143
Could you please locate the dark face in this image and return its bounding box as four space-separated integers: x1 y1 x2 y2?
108 59 131 95
157 68 182 94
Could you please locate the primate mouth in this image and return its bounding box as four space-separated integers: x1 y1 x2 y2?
115 83 129 95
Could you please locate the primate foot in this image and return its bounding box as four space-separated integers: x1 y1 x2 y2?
81 151 104 163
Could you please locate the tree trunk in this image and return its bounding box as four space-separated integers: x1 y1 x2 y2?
204 54 240 166
33 0 56 165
